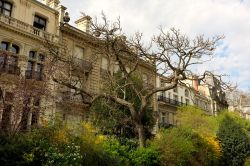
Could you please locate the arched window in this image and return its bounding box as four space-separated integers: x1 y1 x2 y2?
185 89 189 97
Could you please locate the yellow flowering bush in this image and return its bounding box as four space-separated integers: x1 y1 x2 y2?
205 136 221 158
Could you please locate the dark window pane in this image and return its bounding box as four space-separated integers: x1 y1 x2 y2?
27 61 34 71
33 15 46 30
36 63 43 72
38 54 45 61
29 51 36 59
12 45 19 54
4 2 11 10
1 42 9 50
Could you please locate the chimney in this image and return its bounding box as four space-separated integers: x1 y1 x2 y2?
43 0 60 9
75 15 92 33
192 75 199 91
57 5 67 23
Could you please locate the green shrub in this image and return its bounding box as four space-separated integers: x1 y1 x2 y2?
129 147 160 166
102 136 160 166
0 134 34 165
217 115 250 166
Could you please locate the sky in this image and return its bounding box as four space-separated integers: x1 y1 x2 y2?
60 0 250 91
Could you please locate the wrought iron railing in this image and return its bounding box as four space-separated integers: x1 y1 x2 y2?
157 95 187 107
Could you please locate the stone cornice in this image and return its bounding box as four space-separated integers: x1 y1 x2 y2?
30 0 59 14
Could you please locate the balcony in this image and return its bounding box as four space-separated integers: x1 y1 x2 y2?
72 58 92 73
157 95 187 107
25 70 43 81
0 14 59 43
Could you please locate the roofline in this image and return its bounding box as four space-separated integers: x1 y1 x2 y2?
31 0 59 14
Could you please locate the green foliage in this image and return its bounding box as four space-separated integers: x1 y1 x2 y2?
0 124 120 166
0 134 34 165
102 136 160 166
177 105 218 137
152 127 197 166
152 127 220 166
217 115 250 166
129 147 160 166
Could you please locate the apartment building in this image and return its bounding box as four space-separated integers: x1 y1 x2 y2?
155 74 227 128
155 75 195 127
0 0 61 132
0 0 157 131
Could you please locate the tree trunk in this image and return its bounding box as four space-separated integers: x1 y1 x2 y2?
136 123 146 147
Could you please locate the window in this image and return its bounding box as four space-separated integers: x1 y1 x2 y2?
38 54 45 61
161 112 166 123
101 57 108 70
181 96 183 103
33 15 46 30
11 45 19 54
1 41 8 50
0 0 12 16
75 46 84 59
160 91 165 97
185 89 189 97
26 51 45 80
173 87 178 93
1 42 20 54
173 95 178 101
29 51 36 59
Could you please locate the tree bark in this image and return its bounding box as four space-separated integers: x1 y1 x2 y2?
136 122 146 147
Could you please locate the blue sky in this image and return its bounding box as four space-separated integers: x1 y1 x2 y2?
59 0 250 91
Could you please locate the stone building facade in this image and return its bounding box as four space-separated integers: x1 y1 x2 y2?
0 0 227 132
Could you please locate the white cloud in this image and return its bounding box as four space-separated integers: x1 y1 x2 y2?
60 0 250 91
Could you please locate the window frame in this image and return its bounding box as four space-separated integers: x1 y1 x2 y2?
0 0 12 17
33 15 47 30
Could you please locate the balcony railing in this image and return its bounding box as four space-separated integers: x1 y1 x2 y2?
0 14 59 43
157 95 187 107
25 70 43 81
72 58 92 73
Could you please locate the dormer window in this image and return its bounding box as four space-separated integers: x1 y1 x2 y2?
0 0 12 16
33 15 46 30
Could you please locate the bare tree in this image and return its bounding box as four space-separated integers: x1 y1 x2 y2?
0 47 56 135
48 14 225 147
